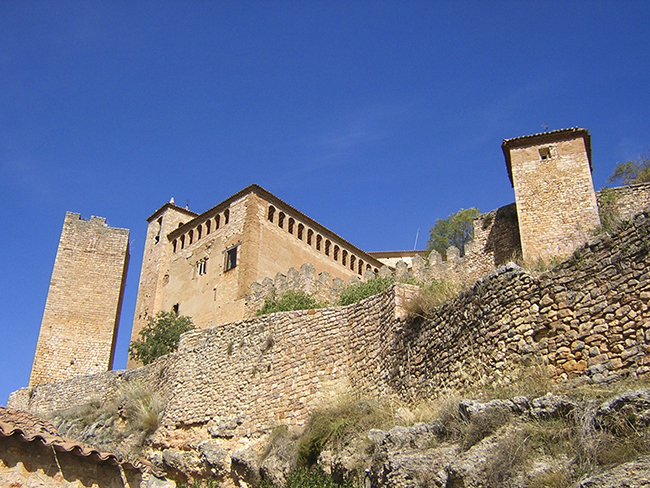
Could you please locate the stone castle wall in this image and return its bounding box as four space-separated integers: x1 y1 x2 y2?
12 206 650 435
30 213 129 387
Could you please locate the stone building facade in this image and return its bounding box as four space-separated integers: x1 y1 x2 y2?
30 213 129 387
129 185 384 366
502 127 601 261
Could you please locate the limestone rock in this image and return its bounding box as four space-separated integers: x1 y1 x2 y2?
576 455 650 487
162 448 204 477
231 448 260 487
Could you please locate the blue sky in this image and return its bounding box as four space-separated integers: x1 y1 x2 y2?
2 1 650 404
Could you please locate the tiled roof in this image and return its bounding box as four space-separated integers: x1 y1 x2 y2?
0 406 140 469
501 127 592 186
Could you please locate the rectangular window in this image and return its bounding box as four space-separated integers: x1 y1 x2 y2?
196 258 208 276
225 246 238 271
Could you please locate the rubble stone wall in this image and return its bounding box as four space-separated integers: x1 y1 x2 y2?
11 208 650 435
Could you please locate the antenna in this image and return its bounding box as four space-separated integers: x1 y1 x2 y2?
542 124 549 131
413 228 420 251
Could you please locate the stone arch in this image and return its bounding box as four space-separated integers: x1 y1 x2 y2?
288 217 295 234
358 259 364 275
189 230 194 245
350 255 356 271
342 250 348 266
278 212 285 229
316 235 322 251
224 209 230 225
180 234 185 249
268 206 276 222
333 245 339 261
206 220 211 234
307 229 313 246
297 223 304 240
197 224 202 240
325 239 331 256
215 215 220 230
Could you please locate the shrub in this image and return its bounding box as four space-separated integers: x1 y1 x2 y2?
257 290 324 316
338 277 395 306
260 466 360 488
128 311 195 365
402 280 463 317
296 397 392 467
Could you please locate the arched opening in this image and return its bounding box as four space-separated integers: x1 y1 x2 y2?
172 239 177 253
278 212 285 229
206 220 211 234
333 245 339 261
189 230 194 245
307 229 313 245
350 255 356 271
215 215 220 230
297 224 304 240
288 218 295 234
358 259 364 275
325 239 331 256
224 209 230 225
197 224 202 240
342 250 348 266
268 206 276 222
316 235 322 251
180 235 186 249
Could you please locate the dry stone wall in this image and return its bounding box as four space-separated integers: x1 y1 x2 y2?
11 206 650 437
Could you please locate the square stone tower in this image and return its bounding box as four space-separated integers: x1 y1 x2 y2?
29 213 130 387
502 128 601 262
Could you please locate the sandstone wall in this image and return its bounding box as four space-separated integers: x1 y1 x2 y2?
30 213 129 387
13 207 650 435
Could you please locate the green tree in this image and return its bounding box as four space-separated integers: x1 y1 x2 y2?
128 311 195 365
607 152 650 185
427 207 480 258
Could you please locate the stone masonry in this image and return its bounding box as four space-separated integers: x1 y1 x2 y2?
503 127 601 261
12 205 650 436
29 213 129 387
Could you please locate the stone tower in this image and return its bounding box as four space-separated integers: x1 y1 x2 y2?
128 200 197 368
502 127 601 262
30 213 130 387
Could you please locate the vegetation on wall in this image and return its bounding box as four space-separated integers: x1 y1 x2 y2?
607 151 650 185
338 277 395 306
256 290 325 316
128 311 195 365
427 207 480 258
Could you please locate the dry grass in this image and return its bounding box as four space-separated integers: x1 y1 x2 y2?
402 280 465 318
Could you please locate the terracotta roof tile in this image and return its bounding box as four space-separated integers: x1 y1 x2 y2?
0 406 141 469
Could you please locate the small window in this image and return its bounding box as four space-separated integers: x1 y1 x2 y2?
539 147 552 160
154 217 163 244
268 206 276 222
307 229 313 245
172 239 177 253
206 220 211 234
196 258 208 276
197 225 202 240
180 235 185 249
225 246 238 271
278 212 285 229
288 218 295 234
297 224 304 240
350 255 356 270
325 239 331 256
342 250 347 266
224 209 230 225
215 215 220 230
358 260 364 275
189 230 194 245
333 245 339 261
316 235 322 251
